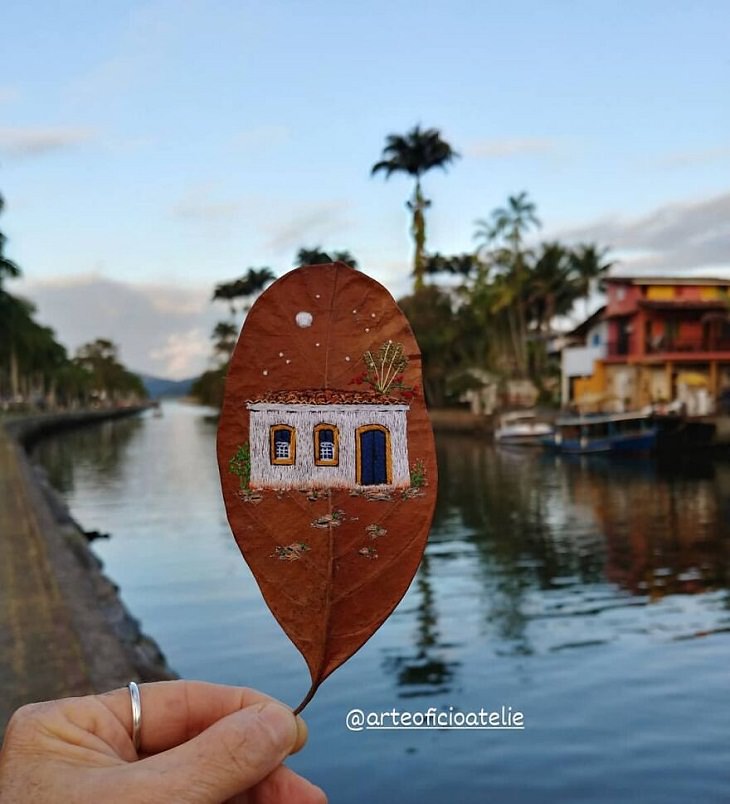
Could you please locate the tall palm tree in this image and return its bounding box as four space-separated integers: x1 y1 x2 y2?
423 252 478 281
569 243 614 316
371 125 459 292
474 192 541 376
0 194 22 288
0 290 35 399
474 191 541 256
211 320 238 364
212 267 276 315
527 242 579 334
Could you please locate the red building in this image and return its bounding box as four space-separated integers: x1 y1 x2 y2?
586 277 730 413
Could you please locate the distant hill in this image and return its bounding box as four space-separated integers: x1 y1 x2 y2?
138 374 195 399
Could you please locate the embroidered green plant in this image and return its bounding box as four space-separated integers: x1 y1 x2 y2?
350 340 419 399
229 443 251 489
362 340 408 394
410 459 426 489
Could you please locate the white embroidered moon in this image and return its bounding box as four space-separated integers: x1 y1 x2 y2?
296 311 313 327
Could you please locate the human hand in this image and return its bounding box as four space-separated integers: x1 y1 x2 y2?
0 680 326 803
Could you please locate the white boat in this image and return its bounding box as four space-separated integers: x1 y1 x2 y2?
494 411 554 446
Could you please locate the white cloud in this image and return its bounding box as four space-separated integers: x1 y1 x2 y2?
0 125 97 157
148 328 211 378
659 146 730 168
553 191 730 275
17 275 223 379
464 137 557 159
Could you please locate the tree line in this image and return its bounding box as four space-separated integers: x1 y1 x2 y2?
0 193 146 410
194 125 611 409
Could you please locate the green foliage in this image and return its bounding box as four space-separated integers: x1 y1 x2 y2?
296 246 359 269
398 286 462 406
410 459 426 489
0 192 146 408
399 193 612 404
213 267 276 315
229 443 251 489
190 365 227 408
0 193 22 288
73 339 148 400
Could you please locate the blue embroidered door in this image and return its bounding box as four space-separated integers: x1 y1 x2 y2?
359 428 388 485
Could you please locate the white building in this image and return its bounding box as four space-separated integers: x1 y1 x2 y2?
247 390 410 489
561 307 608 406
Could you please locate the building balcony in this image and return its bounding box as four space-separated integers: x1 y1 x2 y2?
606 338 730 360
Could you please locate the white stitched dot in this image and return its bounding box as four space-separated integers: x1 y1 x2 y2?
371 313 376 318
345 356 351 361
262 369 268 376
278 352 284 357
365 328 370 333
286 359 291 364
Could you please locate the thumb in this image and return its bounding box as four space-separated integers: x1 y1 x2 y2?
127 701 303 802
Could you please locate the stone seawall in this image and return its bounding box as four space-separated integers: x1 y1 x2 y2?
0 408 176 736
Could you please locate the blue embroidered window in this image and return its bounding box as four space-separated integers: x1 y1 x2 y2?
314 424 338 466
270 425 295 465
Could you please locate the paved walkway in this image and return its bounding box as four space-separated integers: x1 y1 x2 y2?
0 422 137 735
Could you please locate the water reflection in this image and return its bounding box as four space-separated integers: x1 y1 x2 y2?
547 452 730 598
386 436 730 678
32 414 730 683
382 554 461 696
33 417 143 495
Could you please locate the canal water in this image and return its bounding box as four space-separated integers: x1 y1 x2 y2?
33 402 730 803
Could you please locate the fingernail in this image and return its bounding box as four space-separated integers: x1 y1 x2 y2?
292 714 308 754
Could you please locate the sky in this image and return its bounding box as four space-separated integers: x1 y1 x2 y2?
2 0 729 379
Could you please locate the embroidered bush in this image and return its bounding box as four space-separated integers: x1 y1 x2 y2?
229 443 251 489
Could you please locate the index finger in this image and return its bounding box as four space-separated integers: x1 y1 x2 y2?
96 680 283 754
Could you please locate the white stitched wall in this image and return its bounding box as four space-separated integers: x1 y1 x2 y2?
247 403 410 489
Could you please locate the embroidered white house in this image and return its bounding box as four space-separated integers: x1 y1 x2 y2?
247 390 410 489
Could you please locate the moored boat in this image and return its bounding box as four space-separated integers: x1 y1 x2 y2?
495 410 554 446
543 412 657 454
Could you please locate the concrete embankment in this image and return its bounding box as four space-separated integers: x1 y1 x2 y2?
0 407 176 736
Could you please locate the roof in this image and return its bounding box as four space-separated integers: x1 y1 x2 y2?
567 305 606 338
248 388 407 405
605 275 730 287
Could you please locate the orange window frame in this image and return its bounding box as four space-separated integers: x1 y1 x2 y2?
313 423 339 466
270 424 296 465
355 424 392 485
